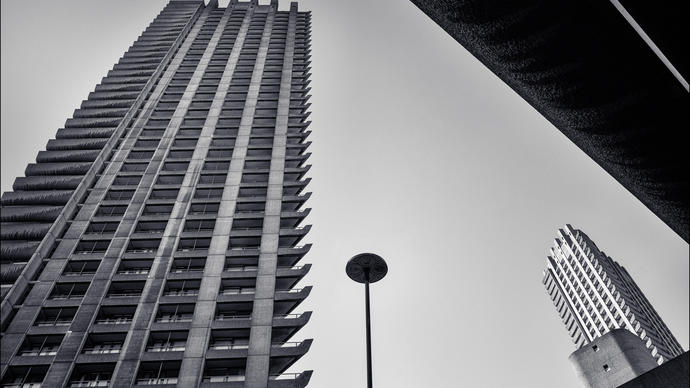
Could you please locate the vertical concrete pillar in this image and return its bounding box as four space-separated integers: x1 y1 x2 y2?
183 4 276 385
175 5 256 388
244 4 297 388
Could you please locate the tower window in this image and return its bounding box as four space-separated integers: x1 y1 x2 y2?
19 335 64 356
136 361 180 385
68 363 114 387
34 307 77 327
95 305 136 325
1 366 48 387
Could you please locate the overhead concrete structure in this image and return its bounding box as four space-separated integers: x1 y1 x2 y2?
0 1 314 387
543 225 683 366
409 0 690 242
618 351 690 388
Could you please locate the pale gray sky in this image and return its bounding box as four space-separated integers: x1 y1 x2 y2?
1 1 687 387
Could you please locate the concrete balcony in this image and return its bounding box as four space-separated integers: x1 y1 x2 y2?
277 244 311 267
278 225 311 248
275 287 312 315
211 312 312 331
199 371 312 388
280 209 310 228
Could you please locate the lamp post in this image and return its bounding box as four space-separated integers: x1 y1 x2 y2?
346 253 388 388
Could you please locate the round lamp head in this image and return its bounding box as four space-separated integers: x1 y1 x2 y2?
346 253 388 283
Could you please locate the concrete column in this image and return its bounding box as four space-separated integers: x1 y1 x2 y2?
175 5 256 388
244 4 297 388
175 4 277 387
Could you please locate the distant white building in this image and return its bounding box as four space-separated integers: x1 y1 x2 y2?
543 224 683 365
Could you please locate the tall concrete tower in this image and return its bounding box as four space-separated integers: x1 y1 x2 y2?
0 1 313 387
543 225 683 387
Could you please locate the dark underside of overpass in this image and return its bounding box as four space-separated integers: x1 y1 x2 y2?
410 0 689 242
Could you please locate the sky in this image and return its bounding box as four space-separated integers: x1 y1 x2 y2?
1 1 688 388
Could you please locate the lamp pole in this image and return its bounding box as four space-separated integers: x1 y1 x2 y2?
346 253 388 388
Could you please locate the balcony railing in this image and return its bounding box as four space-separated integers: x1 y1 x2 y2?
164 290 199 297
219 288 255 295
214 313 304 321
19 348 58 356
208 342 249 350
202 376 244 383
50 294 85 300
117 269 149 275
82 346 121 354
278 265 304 270
271 341 303 348
136 377 178 385
126 248 157 253
2 381 43 388
229 246 259 251
146 342 186 352
224 266 258 272
107 292 142 298
170 267 204 273
177 248 208 252
155 316 192 323
274 313 302 319
278 288 303 294
35 320 72 327
69 380 110 388
63 271 97 276
215 314 251 321
75 250 107 255
269 373 301 380
95 317 132 325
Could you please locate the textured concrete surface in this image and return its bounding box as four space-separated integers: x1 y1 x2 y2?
618 351 689 388
409 0 690 241
569 329 658 388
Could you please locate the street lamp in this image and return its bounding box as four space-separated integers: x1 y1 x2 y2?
346 252 388 388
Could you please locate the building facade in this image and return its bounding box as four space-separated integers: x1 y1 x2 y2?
0 1 313 387
542 225 683 365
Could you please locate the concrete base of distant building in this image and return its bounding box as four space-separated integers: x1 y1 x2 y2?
617 351 689 388
569 329 658 388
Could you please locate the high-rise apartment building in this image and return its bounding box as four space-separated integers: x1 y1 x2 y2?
0 1 313 387
543 225 683 365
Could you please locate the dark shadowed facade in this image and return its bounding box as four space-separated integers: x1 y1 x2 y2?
409 0 690 242
619 351 690 388
0 0 313 386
